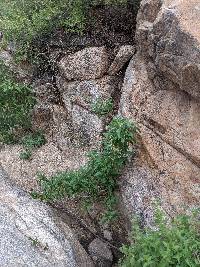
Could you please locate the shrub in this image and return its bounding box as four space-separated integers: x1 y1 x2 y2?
19 131 46 160
32 116 137 220
0 61 36 143
120 209 200 267
91 98 114 116
19 150 33 160
0 0 130 61
20 131 46 150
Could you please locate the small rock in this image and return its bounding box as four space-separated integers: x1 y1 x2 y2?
103 230 112 241
88 238 113 267
59 47 109 81
108 45 135 75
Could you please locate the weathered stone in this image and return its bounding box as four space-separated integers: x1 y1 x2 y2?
56 73 123 149
137 0 200 98
0 168 94 267
108 45 135 75
118 0 200 220
50 104 76 150
119 55 200 218
59 47 109 81
72 105 103 146
31 103 53 132
58 75 120 113
136 0 162 24
119 161 160 228
33 83 58 103
103 230 112 241
139 124 200 208
56 74 122 148
88 238 113 267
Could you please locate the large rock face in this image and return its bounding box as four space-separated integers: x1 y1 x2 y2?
137 0 200 98
0 167 93 267
119 0 200 223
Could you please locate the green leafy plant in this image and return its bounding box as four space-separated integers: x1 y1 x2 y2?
21 131 46 150
0 61 36 144
32 116 137 222
120 209 200 267
19 150 32 160
91 98 114 117
20 131 46 160
100 195 118 224
0 0 130 61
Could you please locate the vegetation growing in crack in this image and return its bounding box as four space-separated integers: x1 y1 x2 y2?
91 98 114 117
28 237 49 250
0 0 137 62
120 208 200 267
19 131 46 160
0 61 36 144
32 116 138 222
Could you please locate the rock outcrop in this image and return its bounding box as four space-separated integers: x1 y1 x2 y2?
1 1 199 257
54 47 125 148
0 167 94 267
119 0 200 224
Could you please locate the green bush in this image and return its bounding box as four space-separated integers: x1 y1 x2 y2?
0 0 130 61
19 131 46 160
91 98 114 116
19 150 33 160
20 131 46 150
0 61 36 143
120 209 200 267
32 116 137 220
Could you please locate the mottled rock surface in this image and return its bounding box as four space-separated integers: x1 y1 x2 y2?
0 167 93 267
108 45 135 75
56 60 123 147
0 141 87 192
59 47 109 81
58 75 120 112
119 160 160 228
88 238 113 267
72 105 103 146
137 0 200 98
119 0 200 223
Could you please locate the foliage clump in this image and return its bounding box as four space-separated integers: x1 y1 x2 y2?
120 209 200 267
33 116 137 220
0 0 131 61
19 131 46 160
0 61 36 144
92 98 114 116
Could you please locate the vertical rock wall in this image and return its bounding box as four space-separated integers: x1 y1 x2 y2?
120 0 200 224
